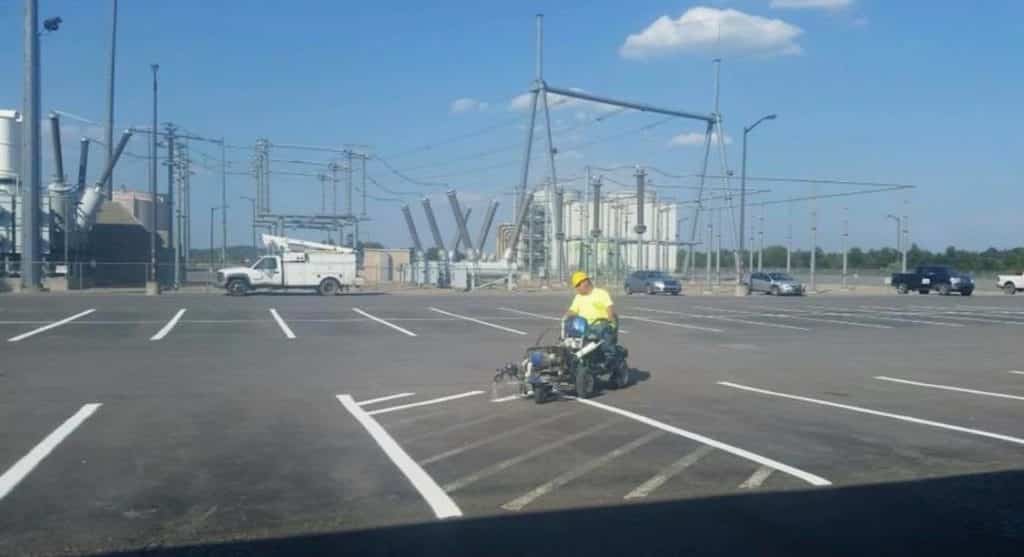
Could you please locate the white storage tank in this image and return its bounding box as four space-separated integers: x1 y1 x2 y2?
0 110 21 184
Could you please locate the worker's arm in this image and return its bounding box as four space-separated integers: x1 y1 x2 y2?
565 295 580 321
607 305 618 328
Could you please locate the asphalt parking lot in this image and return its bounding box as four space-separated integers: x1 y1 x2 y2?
2 289 1024 555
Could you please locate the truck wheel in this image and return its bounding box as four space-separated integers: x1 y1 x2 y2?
1004 283 1017 295
897 283 909 295
318 278 340 296
939 284 951 296
226 279 248 296
962 289 973 297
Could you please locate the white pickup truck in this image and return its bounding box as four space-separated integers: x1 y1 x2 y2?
997 272 1024 295
216 234 360 296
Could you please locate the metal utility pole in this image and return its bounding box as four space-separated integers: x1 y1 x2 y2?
757 209 765 272
886 214 901 271
165 124 176 288
705 221 712 291
902 213 909 272
240 196 256 249
786 203 793 273
715 209 722 287
209 206 220 275
21 0 42 289
809 186 818 293
739 113 777 294
748 225 755 276
842 207 849 289
104 0 118 199
220 139 227 264
634 166 647 271
147 63 159 293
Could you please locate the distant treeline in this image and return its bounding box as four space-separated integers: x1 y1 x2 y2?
682 245 1024 273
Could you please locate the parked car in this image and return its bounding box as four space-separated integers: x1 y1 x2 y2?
997 272 1024 295
748 271 805 296
890 265 974 296
624 271 681 295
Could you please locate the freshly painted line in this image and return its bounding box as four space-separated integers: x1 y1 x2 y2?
0 403 102 500
719 381 1024 447
699 306 891 329
501 430 665 511
443 421 618 493
419 410 575 466
876 376 1024 402
624 445 714 499
637 307 810 331
1010 370 1024 376
7 309 96 342
336 394 461 519
357 392 416 406
739 466 774 489
150 309 187 340
429 307 527 335
620 314 724 333
497 307 632 334
352 308 418 337
569 396 830 486
490 394 527 402
367 390 485 416
269 309 296 339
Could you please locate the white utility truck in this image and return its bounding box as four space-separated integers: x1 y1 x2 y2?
216 234 360 296
997 272 1024 295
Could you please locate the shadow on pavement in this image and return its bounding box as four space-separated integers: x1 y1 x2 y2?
89 469 1024 556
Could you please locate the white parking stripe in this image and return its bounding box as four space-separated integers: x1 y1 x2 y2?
1010 370 1024 376
497 307 630 334
419 410 575 466
624 445 714 499
366 390 484 416
698 306 891 329
637 307 810 331
429 307 527 335
353 308 418 337
357 392 416 406
269 308 296 339
784 305 962 327
569 396 830 486
501 430 665 511
336 395 461 519
719 381 1024 447
875 376 1024 402
859 306 1024 325
739 466 774 489
443 421 618 493
150 309 187 340
0 403 102 500
7 309 96 342
620 314 724 333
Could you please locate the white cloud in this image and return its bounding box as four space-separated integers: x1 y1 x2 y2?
668 131 732 147
620 6 803 59
449 97 488 114
770 0 852 10
508 88 618 113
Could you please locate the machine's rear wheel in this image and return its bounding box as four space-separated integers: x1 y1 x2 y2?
534 385 549 404
610 363 630 390
576 371 596 398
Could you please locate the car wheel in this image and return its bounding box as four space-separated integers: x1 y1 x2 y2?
1004 283 1017 295
226 278 248 296
624 285 632 295
318 278 340 296
646 284 656 295
671 291 680 296
770 285 780 296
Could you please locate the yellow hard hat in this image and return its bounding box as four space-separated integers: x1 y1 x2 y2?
570 271 590 287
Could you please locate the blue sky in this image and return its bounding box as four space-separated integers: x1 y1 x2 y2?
1 0 1021 252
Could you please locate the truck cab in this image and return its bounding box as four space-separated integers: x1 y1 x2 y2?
997 272 1024 295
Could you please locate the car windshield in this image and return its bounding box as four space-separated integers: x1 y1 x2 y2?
6 3 1020 555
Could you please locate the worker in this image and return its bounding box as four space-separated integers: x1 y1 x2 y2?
565 271 620 363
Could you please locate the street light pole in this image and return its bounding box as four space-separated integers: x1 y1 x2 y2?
886 214 901 269
209 205 223 275
738 113 776 295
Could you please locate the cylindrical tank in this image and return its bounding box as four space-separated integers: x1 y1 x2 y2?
0 110 22 184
